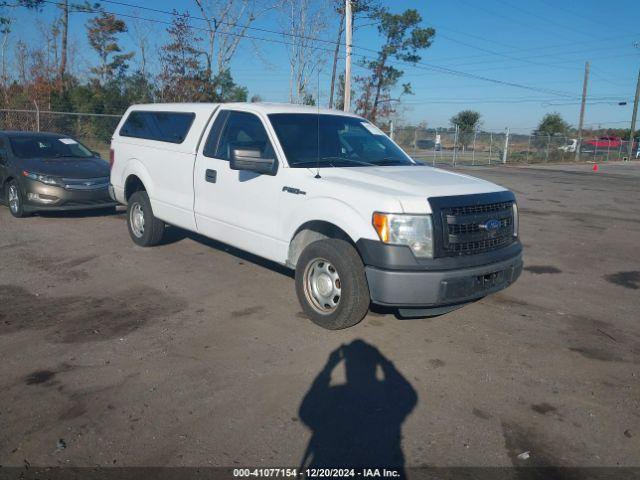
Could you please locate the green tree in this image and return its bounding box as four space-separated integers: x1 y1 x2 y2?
450 110 481 149
355 8 435 122
212 69 248 102
536 113 570 136
86 11 133 84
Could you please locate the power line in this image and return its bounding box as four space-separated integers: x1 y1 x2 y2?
453 0 577 42
21 0 582 99
441 44 640 70
45 1 346 57
534 0 623 31
424 33 637 65
493 0 594 39
95 0 347 50
436 33 583 72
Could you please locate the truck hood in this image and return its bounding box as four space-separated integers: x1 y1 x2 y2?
315 165 507 213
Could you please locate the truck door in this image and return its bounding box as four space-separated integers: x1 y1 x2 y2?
193 109 287 263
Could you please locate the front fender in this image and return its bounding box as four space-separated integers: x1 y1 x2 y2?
283 196 379 243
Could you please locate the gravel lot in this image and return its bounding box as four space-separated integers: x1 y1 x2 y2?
0 161 639 470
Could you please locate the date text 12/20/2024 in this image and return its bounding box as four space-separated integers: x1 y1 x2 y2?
232 468 401 478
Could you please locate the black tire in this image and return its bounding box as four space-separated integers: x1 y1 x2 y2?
295 238 370 330
6 180 27 218
126 190 165 247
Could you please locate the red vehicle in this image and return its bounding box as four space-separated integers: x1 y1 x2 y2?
583 135 623 149
582 135 639 155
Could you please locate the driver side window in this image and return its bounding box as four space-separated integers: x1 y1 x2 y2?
215 111 275 161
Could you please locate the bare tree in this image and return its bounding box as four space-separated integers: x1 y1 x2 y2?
193 0 273 81
129 14 154 77
14 39 28 84
280 0 328 104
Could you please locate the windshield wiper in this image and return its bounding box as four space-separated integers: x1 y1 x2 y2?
320 157 378 167
293 159 336 168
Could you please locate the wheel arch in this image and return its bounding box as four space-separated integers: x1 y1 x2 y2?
121 159 154 203
124 174 146 201
287 220 359 268
3 175 17 195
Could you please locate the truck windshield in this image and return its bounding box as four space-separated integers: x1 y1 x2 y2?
268 113 415 168
9 135 94 159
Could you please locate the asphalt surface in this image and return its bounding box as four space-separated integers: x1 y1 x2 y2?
0 162 639 469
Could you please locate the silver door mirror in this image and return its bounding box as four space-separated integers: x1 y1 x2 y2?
230 147 276 175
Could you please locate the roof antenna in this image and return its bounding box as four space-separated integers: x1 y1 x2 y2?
315 69 321 179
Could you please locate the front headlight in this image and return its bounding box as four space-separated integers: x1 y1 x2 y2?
372 212 433 258
22 171 63 187
512 202 519 237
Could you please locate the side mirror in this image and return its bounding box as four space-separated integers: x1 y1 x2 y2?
92 150 102 158
230 147 276 175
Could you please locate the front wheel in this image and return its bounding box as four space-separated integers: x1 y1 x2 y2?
126 191 165 247
6 180 27 218
295 239 370 330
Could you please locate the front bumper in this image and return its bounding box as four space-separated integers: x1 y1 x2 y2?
364 248 522 307
22 178 117 212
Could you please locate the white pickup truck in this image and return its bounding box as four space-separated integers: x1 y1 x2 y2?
109 103 522 329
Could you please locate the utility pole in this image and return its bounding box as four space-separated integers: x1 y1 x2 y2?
575 61 590 161
628 66 640 159
502 127 510 164
343 0 352 112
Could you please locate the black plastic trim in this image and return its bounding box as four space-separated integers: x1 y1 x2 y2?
429 190 516 258
356 238 522 272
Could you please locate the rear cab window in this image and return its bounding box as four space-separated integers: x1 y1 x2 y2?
119 111 196 144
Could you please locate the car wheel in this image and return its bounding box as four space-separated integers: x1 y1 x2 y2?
6 180 27 218
127 191 165 247
295 239 370 330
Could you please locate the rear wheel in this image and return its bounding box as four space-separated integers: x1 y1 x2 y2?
6 180 27 218
295 239 370 330
127 191 164 247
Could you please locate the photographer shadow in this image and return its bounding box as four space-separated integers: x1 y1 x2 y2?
298 339 418 471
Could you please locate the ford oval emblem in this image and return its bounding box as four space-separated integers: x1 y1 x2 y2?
482 219 501 231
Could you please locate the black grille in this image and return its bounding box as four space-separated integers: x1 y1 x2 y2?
449 201 514 216
449 217 513 235
430 194 516 257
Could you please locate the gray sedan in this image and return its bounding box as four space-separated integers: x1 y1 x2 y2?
0 131 116 217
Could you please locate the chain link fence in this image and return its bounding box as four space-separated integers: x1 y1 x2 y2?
387 126 639 166
0 109 122 158
1 109 638 166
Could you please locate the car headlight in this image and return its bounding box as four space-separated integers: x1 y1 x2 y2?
22 171 63 187
512 202 519 237
372 212 433 258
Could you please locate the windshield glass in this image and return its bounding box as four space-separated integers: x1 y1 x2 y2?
9 135 94 159
268 113 415 168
